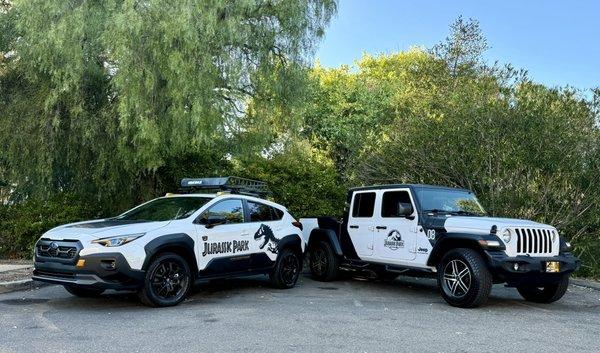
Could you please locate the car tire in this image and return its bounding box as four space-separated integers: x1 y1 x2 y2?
437 248 492 308
517 275 569 303
64 285 105 297
270 248 301 289
309 240 339 282
138 252 192 307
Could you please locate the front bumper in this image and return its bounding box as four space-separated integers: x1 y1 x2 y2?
485 250 581 287
33 252 145 290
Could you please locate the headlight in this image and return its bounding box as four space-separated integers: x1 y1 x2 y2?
501 229 512 243
92 233 145 247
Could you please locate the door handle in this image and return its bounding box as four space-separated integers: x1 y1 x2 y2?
376 226 387 230
349 225 359 229
240 231 249 236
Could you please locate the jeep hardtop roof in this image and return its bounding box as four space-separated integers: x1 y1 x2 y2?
349 184 473 194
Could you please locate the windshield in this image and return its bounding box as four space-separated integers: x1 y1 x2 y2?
116 197 212 222
416 188 486 216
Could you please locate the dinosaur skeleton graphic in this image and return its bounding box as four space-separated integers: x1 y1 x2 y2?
254 224 280 254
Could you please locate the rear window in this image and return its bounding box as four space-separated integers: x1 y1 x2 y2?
351 192 376 218
247 201 284 222
271 207 284 220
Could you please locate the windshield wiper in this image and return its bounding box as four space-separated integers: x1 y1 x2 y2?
424 209 452 214
450 210 482 216
424 209 482 216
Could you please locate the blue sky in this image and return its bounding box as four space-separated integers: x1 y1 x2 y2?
315 0 599 92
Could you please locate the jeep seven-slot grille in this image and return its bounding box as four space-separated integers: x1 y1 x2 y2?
515 228 554 255
37 244 78 259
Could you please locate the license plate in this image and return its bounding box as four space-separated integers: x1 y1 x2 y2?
546 261 560 273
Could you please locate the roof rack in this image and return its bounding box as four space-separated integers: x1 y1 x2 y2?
180 177 269 198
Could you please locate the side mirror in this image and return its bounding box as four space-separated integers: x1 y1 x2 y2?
397 202 414 219
199 215 227 228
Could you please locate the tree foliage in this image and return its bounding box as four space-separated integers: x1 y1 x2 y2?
0 0 336 205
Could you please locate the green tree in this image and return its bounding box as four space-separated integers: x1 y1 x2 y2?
0 0 337 207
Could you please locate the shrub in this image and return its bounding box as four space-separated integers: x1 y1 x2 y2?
0 194 104 258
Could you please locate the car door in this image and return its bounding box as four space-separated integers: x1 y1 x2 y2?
244 200 284 269
373 188 418 262
194 198 252 275
347 191 378 258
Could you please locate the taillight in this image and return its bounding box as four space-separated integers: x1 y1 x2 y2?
292 221 303 231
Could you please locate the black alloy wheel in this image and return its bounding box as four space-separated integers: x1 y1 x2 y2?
139 253 191 307
309 240 339 281
270 248 301 289
310 246 327 277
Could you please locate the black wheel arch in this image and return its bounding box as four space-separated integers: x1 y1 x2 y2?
143 233 198 275
277 234 304 258
307 228 343 256
427 232 502 267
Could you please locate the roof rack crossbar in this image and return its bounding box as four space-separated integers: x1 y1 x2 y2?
180 176 269 198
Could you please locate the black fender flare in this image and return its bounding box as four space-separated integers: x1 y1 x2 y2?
142 233 197 273
427 232 504 267
307 228 343 256
277 234 303 255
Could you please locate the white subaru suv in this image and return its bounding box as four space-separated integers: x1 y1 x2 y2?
32 177 304 307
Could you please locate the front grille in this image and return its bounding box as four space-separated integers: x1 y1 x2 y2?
515 228 555 255
36 241 80 259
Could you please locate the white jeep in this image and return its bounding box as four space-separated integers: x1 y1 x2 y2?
301 184 580 308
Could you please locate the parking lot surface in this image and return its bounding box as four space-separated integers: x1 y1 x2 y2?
1 274 599 353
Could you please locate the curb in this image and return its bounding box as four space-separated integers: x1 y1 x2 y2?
0 279 51 295
571 278 600 291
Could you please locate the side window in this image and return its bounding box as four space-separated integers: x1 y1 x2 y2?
351 192 376 218
381 191 412 217
247 201 273 222
271 207 284 220
200 199 244 224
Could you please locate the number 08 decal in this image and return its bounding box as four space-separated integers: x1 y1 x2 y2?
426 229 436 240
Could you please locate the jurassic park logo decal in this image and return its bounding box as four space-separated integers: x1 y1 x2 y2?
384 230 404 250
202 240 249 257
201 224 281 257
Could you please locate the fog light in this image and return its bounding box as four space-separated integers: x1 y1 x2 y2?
100 259 116 271
513 263 519 271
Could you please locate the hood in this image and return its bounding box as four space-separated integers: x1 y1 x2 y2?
441 216 553 235
43 219 172 240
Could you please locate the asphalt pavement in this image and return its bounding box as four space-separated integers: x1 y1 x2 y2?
0 274 598 353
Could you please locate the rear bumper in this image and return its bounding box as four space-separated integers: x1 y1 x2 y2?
33 253 145 290
485 250 580 287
